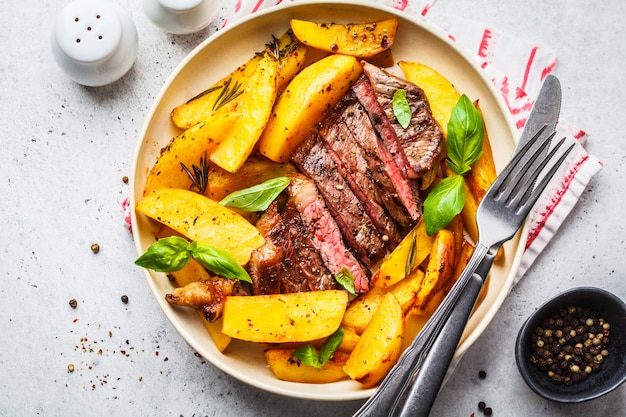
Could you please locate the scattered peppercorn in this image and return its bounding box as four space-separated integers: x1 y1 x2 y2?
484 407 493 416
121 295 129 304
122 175 129 183
478 401 485 410
69 299 78 308
478 370 487 379
529 305 610 385
90 243 100 253
68 363 75 372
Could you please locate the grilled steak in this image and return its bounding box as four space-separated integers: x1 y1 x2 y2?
318 94 404 245
249 201 337 295
361 62 443 177
345 82 422 224
292 132 387 266
288 174 370 293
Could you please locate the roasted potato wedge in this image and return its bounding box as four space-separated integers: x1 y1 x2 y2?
344 293 405 387
171 30 306 130
144 112 240 194
257 54 362 162
200 315 232 353
221 290 348 343
290 18 397 58
136 188 265 265
414 229 456 310
209 51 280 173
264 348 349 383
371 219 434 288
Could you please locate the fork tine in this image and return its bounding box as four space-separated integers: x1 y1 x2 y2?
514 138 575 212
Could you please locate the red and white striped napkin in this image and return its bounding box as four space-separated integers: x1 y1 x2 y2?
126 0 602 285
222 0 603 281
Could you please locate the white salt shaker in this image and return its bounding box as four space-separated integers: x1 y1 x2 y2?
51 0 138 87
142 0 220 35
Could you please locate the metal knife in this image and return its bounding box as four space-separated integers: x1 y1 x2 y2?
515 74 561 151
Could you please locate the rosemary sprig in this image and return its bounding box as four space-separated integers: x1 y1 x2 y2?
404 231 418 279
180 152 210 194
212 77 244 113
266 34 281 61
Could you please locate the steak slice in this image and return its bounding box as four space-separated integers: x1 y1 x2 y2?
292 132 387 266
344 85 422 225
361 62 443 177
288 174 370 293
318 96 404 246
249 201 337 294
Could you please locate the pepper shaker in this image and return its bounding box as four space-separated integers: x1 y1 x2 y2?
141 0 220 35
51 0 138 87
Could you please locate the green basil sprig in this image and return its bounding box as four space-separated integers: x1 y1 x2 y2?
135 236 252 283
219 176 291 212
392 89 412 129
292 327 344 370
423 94 484 236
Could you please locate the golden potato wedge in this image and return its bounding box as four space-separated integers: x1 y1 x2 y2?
466 101 497 202
136 188 265 265
144 112 240 194
264 348 349 383
400 311 428 352
171 55 260 130
414 229 456 310
171 30 307 130
290 18 397 58
398 60 461 138
344 293 404 387
257 54 362 162
209 51 280 173
221 290 348 343
371 219 434 288
342 269 422 334
200 315 232 353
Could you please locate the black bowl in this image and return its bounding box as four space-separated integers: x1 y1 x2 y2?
515 286 626 403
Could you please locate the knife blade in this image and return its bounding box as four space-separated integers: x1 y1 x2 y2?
515 74 561 151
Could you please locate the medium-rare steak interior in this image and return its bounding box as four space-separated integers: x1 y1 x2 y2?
247 62 443 295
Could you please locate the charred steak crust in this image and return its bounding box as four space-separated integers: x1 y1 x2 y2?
361 62 443 177
292 132 387 266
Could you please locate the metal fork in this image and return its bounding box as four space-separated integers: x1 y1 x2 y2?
354 126 575 417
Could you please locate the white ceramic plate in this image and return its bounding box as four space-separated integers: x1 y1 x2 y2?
131 0 523 401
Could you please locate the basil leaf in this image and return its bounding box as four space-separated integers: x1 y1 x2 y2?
189 241 252 283
446 94 484 175
220 177 291 212
392 89 412 129
423 175 466 236
292 344 322 370
134 236 192 272
293 328 344 370
319 328 344 366
335 268 356 296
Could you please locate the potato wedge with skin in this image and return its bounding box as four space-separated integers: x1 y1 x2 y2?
290 18 397 58
221 290 348 343
136 188 265 265
371 219 434 288
144 112 240 194
398 61 461 138
414 229 456 310
264 348 349 383
210 52 280 173
200 315 232 352
344 293 405 387
171 30 307 130
258 54 362 162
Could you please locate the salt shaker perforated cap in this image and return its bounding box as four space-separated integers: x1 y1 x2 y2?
51 0 138 87
142 0 220 35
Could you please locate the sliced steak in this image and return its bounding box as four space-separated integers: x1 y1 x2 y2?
288 174 370 293
250 201 337 294
361 62 443 177
318 96 404 246
292 132 387 266
343 85 422 225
